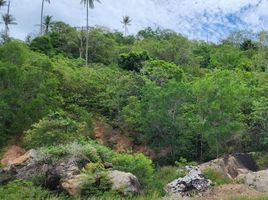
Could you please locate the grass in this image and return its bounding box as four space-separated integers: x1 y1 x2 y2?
203 168 232 186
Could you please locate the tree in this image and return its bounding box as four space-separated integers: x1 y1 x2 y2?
121 16 131 36
80 0 101 66
40 0 50 35
0 0 6 8
2 1 17 42
43 15 54 35
118 51 150 72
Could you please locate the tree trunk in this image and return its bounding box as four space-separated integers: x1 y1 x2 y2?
40 0 44 35
85 1 89 66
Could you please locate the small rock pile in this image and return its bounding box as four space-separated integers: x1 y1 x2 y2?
166 166 211 195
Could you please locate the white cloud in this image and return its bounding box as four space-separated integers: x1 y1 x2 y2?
3 0 268 41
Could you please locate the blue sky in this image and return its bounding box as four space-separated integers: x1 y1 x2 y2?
3 0 268 41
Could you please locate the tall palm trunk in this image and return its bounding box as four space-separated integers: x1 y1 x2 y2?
85 0 89 66
4 1 10 37
40 0 44 34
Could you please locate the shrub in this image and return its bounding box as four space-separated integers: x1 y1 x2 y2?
141 60 184 85
203 168 231 186
81 163 112 197
0 180 51 200
148 166 179 196
23 112 83 149
251 152 268 170
30 36 54 55
36 140 115 164
0 41 28 66
112 153 154 186
118 51 150 72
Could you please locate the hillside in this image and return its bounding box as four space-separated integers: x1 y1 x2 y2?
1 6 268 199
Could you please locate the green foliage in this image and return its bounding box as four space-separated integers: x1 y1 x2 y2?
112 153 154 186
81 163 112 197
175 157 197 168
23 111 92 149
251 152 268 170
0 180 51 200
36 140 115 164
141 60 184 85
148 166 179 196
30 36 54 55
203 168 231 186
0 41 28 66
118 51 150 71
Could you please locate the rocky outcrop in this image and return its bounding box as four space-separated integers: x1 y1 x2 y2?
0 148 141 196
1 146 26 167
244 170 268 192
62 174 89 195
199 154 257 179
108 170 141 195
166 166 211 195
0 149 89 190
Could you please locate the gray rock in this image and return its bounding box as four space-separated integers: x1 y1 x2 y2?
108 170 141 195
244 169 268 192
166 166 211 195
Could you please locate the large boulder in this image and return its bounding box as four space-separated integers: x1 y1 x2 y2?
0 149 89 190
108 170 141 195
62 170 141 196
199 154 257 179
1 146 26 167
244 170 268 192
166 166 211 195
62 174 89 195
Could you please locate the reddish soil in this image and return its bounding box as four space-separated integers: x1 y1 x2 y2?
1 145 26 167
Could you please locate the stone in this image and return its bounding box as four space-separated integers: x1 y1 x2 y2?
244 170 268 192
166 166 211 195
62 174 89 195
108 170 141 195
1 146 26 167
199 153 257 179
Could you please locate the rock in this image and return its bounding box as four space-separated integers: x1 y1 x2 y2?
1 146 26 167
166 166 211 195
199 153 257 179
108 170 141 195
0 149 88 191
54 156 88 179
244 170 268 192
62 174 89 195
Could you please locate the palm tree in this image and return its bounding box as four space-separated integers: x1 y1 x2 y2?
0 0 6 8
2 1 16 40
121 16 131 36
43 15 54 34
80 0 100 66
40 0 50 35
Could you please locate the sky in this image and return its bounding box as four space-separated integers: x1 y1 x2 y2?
3 0 268 41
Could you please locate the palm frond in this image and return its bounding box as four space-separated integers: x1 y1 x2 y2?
80 0 101 9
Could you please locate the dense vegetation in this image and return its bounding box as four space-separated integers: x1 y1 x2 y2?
1 21 268 199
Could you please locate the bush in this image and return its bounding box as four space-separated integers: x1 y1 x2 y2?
148 166 179 196
23 112 85 149
141 60 184 85
0 180 51 200
30 36 54 55
203 168 231 186
36 140 115 164
0 41 28 66
81 163 112 197
118 51 150 72
251 152 268 170
112 153 154 186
